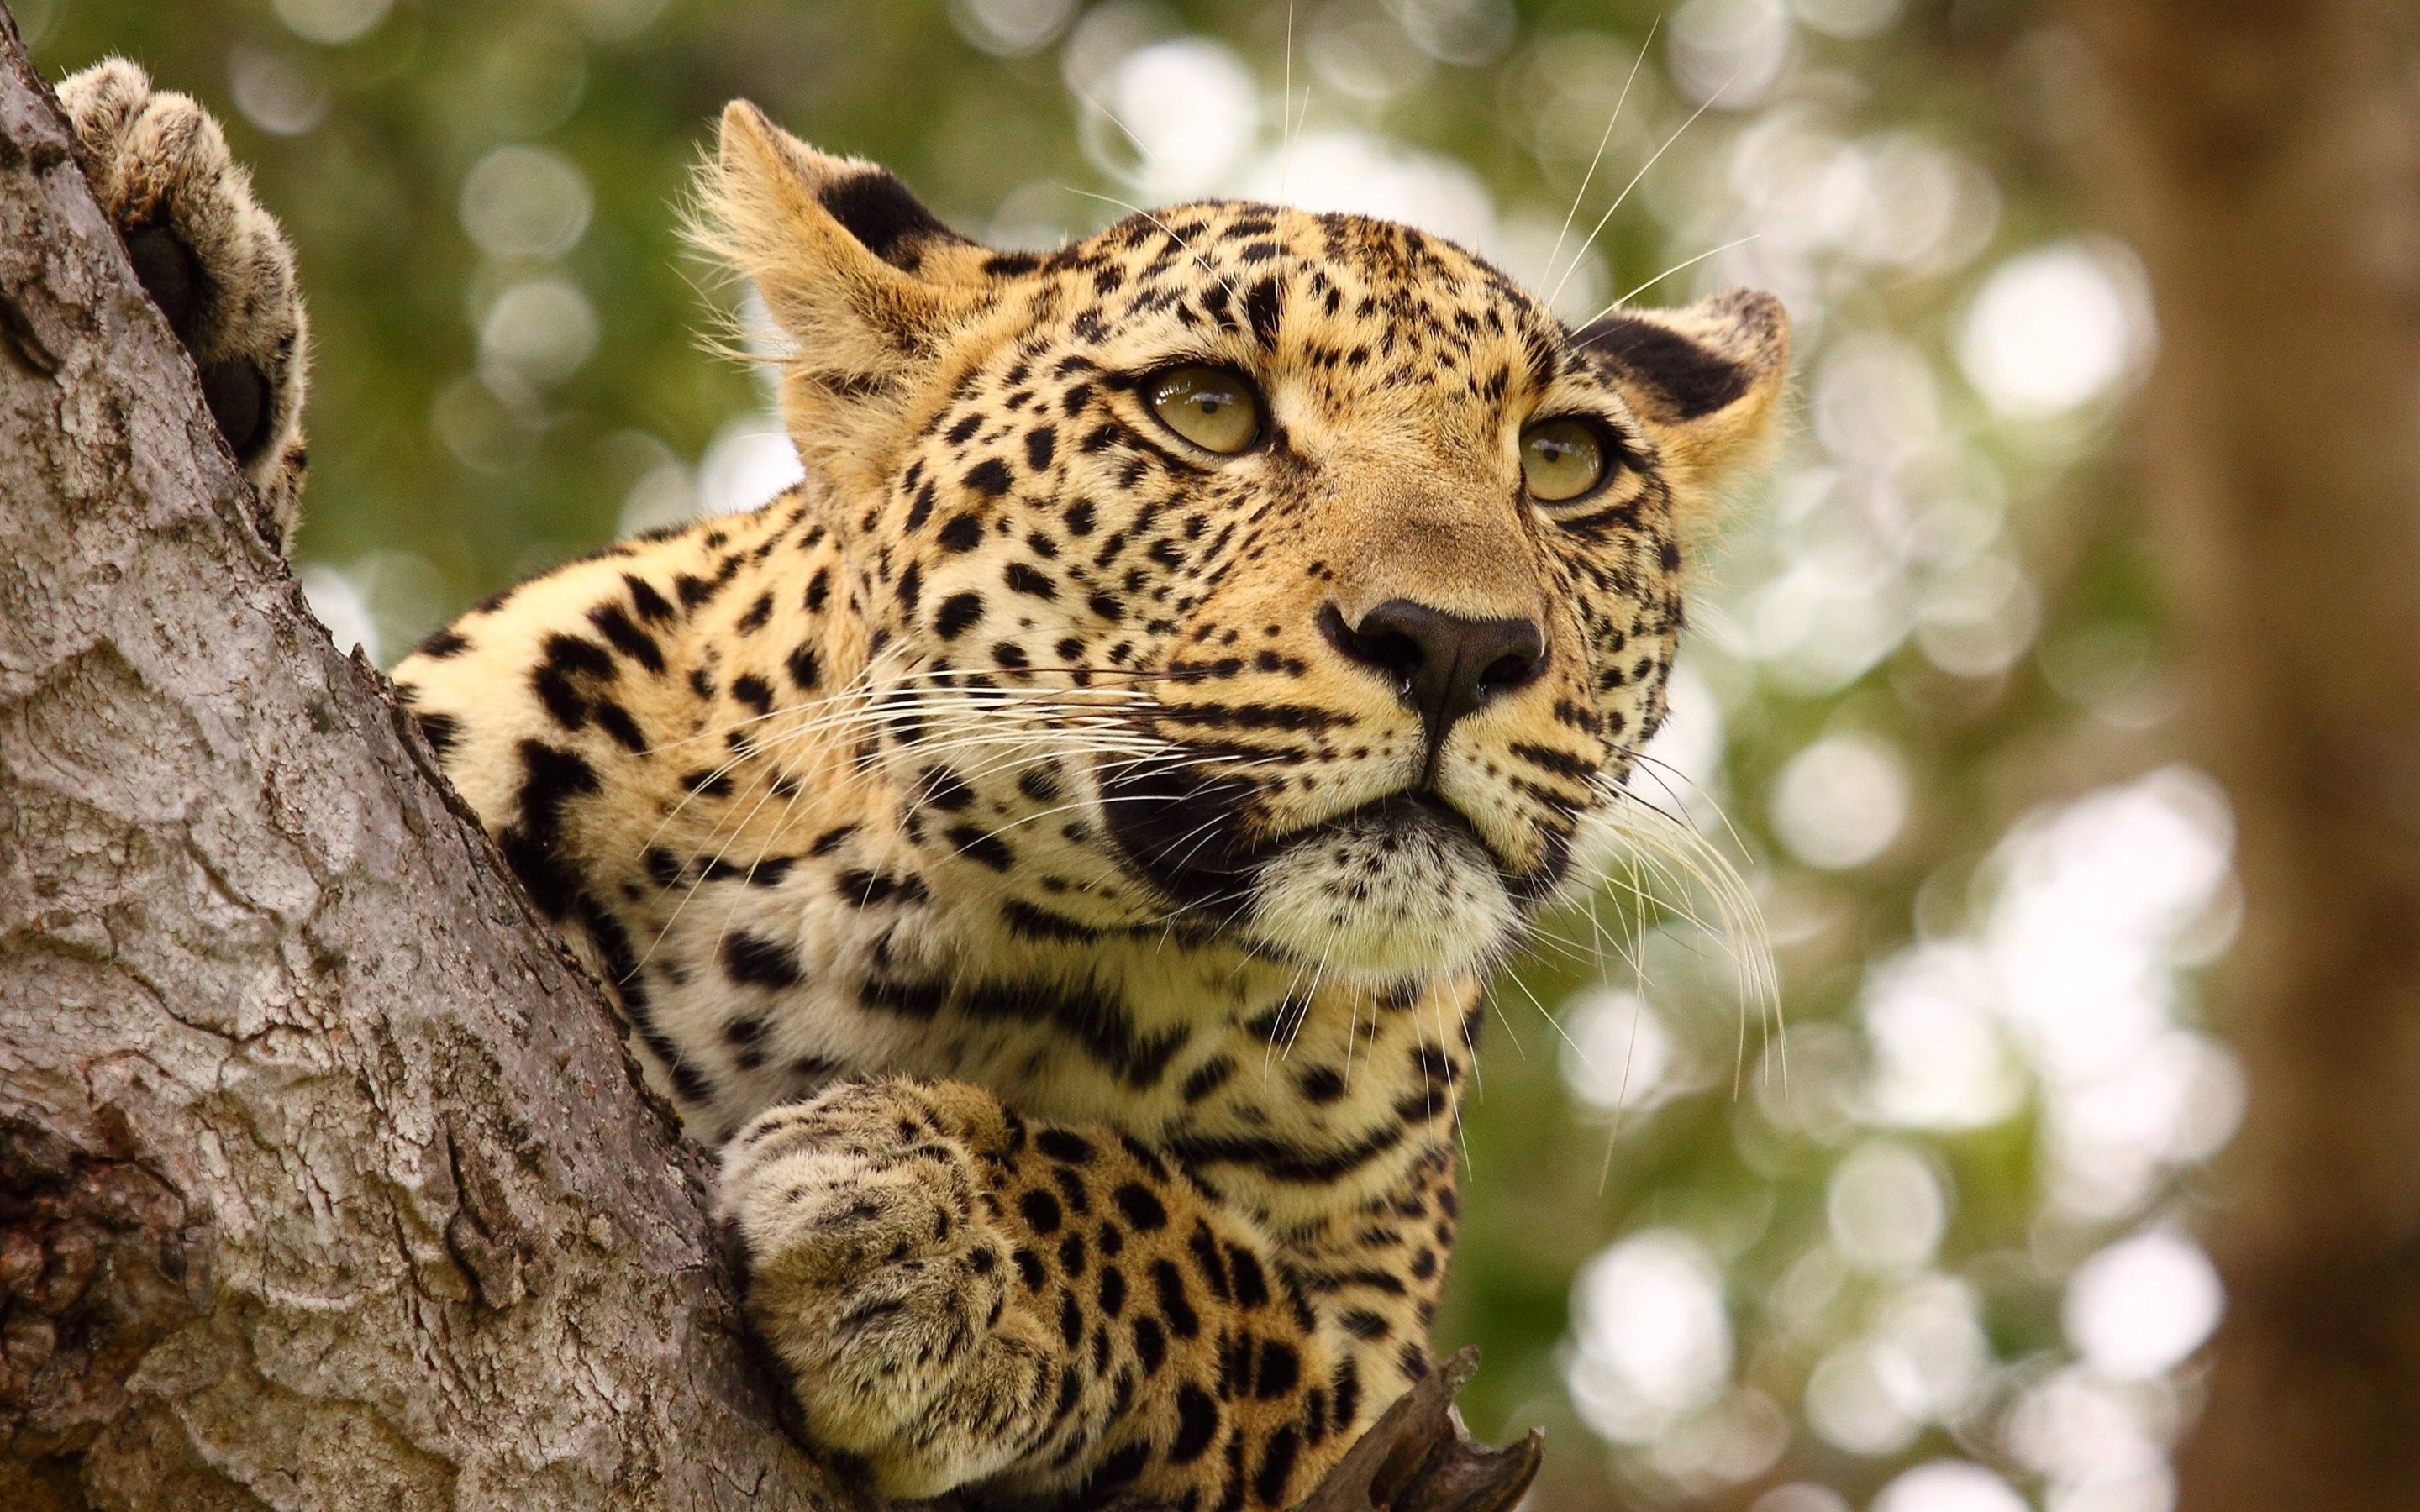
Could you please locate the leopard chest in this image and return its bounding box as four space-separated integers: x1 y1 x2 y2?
617 871 1473 1211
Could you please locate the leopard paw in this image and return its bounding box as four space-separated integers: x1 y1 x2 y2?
718 1081 1051 1498
57 59 309 550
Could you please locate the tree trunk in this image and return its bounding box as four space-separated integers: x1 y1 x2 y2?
0 13 852 1506
2060 2 2420 1507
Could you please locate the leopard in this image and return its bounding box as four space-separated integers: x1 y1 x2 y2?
58 58 1788 1512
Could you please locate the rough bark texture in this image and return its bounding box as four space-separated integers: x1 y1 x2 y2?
2060 2 2420 1507
0 15 854 1508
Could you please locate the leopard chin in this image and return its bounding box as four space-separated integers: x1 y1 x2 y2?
1239 795 1523 978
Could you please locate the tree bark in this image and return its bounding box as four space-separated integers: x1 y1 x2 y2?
0 14 853 1507
2059 2 2420 1507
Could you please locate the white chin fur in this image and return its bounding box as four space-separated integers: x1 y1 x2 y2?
1240 812 1518 977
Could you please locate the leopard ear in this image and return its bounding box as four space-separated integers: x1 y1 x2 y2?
1578 289 1791 506
694 102 992 390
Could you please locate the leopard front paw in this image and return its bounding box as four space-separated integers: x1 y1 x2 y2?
718 1083 1049 1498
57 59 309 549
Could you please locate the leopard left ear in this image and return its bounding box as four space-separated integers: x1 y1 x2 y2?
694 102 993 390
1578 289 1791 505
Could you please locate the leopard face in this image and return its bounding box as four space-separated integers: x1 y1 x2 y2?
706 108 1788 987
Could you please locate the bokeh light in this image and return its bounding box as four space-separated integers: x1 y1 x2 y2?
1568 1230 1736 1442
1560 986 1681 1115
1960 241 2152 420
458 144 592 261
1770 732 1912 870
2064 1232 2224 1381
271 0 389 47
1874 1460 2031 1512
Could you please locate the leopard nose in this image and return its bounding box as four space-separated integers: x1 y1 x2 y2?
1320 599 1547 748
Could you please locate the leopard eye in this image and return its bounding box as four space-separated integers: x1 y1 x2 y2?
1520 417 1608 503
1148 365 1262 454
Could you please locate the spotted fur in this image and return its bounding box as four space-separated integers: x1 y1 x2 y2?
80 81 1789 1509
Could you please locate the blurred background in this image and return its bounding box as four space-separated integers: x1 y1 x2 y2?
25 2 2414 1509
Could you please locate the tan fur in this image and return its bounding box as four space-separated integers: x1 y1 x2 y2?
60 60 310 549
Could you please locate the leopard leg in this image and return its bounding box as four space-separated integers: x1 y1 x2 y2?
719 1076 1426 1509
57 59 310 550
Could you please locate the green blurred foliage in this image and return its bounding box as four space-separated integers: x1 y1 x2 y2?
29 1 2228 1508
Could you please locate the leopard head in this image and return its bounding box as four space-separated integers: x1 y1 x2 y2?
701 102 1788 985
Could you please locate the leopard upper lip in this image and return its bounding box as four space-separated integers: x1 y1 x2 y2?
1099 757 1505 912
1333 790 1485 846
1258 786 1514 895
1248 787 1500 870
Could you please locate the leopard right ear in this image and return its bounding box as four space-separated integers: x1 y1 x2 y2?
694 102 992 391
1576 289 1791 514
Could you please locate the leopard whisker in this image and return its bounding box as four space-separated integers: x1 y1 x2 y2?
686 732 836 978
1547 60 1748 310
1054 185 1242 305
1268 959 1325 1071
637 746 811 975
1577 234 1763 327
634 742 798 864
1580 777 1779 1093
1544 13 1660 296
1429 986 1476 1174
636 657 1177 756
1068 79 1158 174
1478 976 1529 1063
726 703 1171 763
1280 0 1297 209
